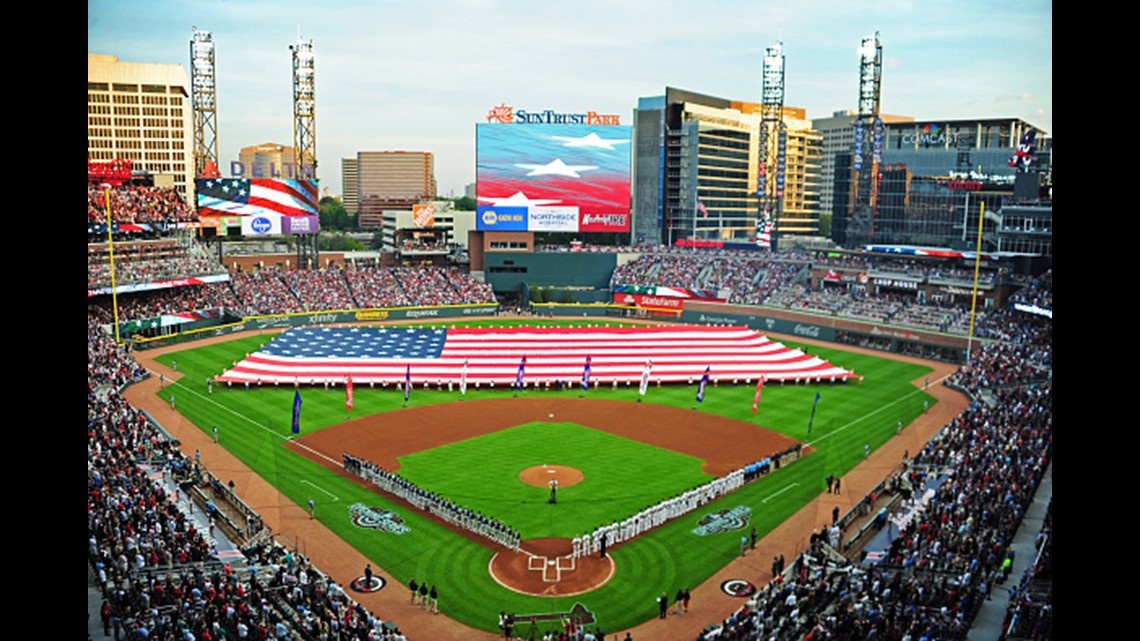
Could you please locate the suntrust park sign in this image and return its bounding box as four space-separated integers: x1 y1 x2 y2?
486 103 621 125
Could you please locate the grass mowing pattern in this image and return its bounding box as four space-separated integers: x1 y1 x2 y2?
153 321 935 634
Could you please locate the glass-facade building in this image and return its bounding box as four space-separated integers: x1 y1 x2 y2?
632 88 823 246
832 117 1051 252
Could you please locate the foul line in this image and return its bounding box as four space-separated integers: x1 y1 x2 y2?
762 483 798 503
152 369 345 469
301 479 339 500
803 372 949 449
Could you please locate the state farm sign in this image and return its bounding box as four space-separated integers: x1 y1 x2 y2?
614 293 685 310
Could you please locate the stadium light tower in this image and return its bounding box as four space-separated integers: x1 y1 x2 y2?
190 27 219 178
758 41 786 252
849 32 883 245
289 37 317 181
289 36 318 270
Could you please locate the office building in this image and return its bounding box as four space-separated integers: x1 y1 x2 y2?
87 53 195 200
631 88 824 246
342 157 359 214
355 151 437 229
830 117 1051 250
237 143 305 180
811 110 914 222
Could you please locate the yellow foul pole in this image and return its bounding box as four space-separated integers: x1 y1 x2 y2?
104 187 122 345
966 201 985 359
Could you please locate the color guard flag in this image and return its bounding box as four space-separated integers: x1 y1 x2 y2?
639 360 652 396
515 356 527 390
696 366 710 403
752 377 765 413
291 389 302 434
404 364 411 402
460 359 468 396
807 391 821 434
346 376 354 411
581 355 592 392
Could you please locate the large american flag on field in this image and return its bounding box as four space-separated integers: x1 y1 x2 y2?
196 178 319 217
216 325 856 386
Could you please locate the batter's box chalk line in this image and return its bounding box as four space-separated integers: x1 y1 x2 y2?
526 554 577 582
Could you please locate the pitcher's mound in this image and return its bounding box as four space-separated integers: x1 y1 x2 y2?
490 538 615 597
519 465 584 488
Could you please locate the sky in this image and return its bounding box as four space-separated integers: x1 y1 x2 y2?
89 0 1052 199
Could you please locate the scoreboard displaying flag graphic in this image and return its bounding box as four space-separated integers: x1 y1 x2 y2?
476 123 631 232
196 178 321 236
215 325 856 385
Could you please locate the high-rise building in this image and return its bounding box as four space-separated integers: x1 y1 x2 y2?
355 151 437 230
87 54 195 200
811 110 914 223
829 117 1051 250
237 143 305 180
631 87 824 246
341 157 359 215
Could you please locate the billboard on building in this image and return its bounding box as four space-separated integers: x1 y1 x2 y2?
476 122 631 232
413 203 435 227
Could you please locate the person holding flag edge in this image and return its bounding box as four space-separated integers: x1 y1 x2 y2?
638 360 652 402
580 355 592 395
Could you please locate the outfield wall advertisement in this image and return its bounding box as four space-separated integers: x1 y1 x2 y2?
476 122 631 233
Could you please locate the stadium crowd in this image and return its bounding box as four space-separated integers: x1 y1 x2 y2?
89 312 412 640
690 311 1052 640
89 260 498 323
89 185 198 226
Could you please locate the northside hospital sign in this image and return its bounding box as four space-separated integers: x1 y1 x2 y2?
485 103 621 125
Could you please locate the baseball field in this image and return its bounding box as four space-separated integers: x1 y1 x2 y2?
146 318 938 637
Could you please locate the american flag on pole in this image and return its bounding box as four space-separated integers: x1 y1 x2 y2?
581 356 592 392
752 377 765 413
196 178 319 217
696 366 710 403
216 326 856 386
291 390 302 434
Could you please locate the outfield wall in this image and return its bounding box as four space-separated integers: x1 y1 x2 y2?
131 303 499 349
683 302 971 363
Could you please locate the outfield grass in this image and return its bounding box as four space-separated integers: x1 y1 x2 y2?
153 320 935 634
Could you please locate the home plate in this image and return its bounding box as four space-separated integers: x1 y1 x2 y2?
548 470 556 474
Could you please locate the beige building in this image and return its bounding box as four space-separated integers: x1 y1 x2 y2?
87 54 195 200
237 143 307 180
356 151 437 229
341 157 360 214
768 107 823 236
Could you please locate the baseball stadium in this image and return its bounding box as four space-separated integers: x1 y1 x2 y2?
88 193 1053 640
87 36 1051 641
